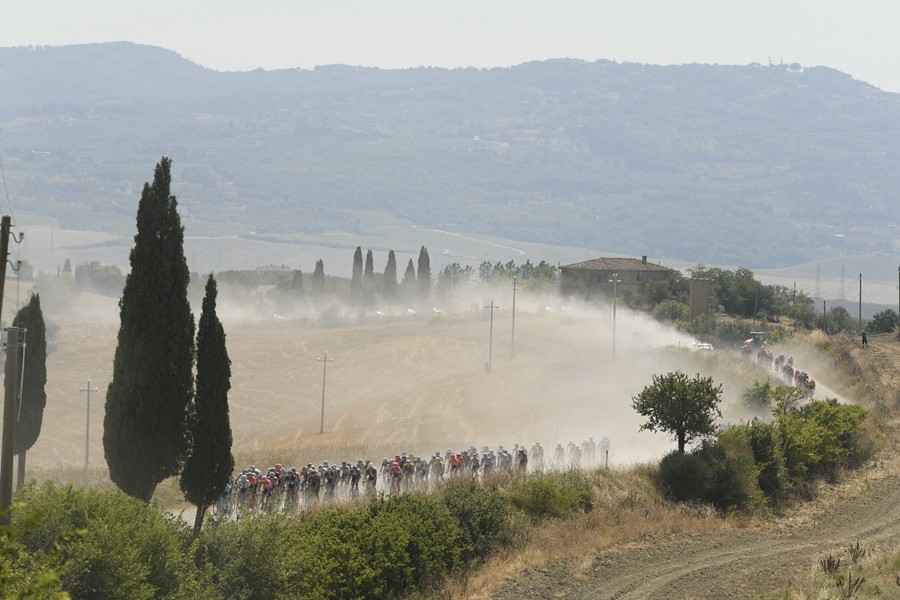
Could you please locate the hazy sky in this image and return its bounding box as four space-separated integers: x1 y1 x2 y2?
5 1 899 92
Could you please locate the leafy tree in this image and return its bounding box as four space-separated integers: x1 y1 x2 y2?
818 306 855 334
311 259 325 297
351 246 363 304
181 275 233 536
869 308 898 333
741 380 772 413
416 246 431 300
31 273 79 313
74 261 126 296
436 263 474 294
771 385 806 415
382 250 397 301
11 294 47 489
632 371 723 453
104 157 195 501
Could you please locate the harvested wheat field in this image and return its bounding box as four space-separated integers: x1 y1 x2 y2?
23 287 708 473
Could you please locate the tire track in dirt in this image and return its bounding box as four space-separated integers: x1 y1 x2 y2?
494 474 900 599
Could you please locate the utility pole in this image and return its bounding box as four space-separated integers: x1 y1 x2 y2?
485 300 497 372
1 328 21 521
510 277 517 359
608 274 621 358
0 216 15 523
80 380 99 469
858 273 863 329
316 352 333 434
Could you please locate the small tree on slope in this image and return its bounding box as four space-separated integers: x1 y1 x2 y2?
632 371 722 454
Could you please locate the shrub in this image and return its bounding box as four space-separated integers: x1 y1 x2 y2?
505 471 593 520
658 450 712 502
733 422 787 502
741 380 772 414
777 400 868 484
440 479 513 562
696 430 766 512
14 483 211 600
868 308 898 334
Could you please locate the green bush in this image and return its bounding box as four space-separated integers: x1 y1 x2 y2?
14 483 211 600
741 380 773 414
696 430 765 512
201 495 463 599
658 450 711 502
652 300 689 323
0 505 69 599
505 471 593 520
732 422 787 502
440 479 513 561
777 399 868 484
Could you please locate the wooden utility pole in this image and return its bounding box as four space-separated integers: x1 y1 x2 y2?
316 352 333 435
80 379 99 468
0 216 14 523
859 273 863 328
485 300 497 372
510 277 517 359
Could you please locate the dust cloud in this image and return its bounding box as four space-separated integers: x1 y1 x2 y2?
27 281 831 472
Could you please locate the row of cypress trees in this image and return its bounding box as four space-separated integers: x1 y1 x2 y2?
350 245 432 304
102 158 233 534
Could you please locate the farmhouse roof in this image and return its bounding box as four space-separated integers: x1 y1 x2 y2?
560 257 673 272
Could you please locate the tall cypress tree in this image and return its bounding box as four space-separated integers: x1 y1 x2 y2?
104 157 195 501
181 274 233 535
312 259 325 297
401 258 416 302
12 294 47 489
382 250 398 301
290 269 304 296
350 246 363 304
417 246 431 300
363 250 375 306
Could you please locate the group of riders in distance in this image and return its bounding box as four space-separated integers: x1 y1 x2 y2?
217 438 609 519
742 344 816 395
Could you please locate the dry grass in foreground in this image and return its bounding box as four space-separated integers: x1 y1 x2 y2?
438 463 739 600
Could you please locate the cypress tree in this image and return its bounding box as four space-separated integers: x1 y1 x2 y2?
290 269 304 296
181 274 233 536
417 246 431 300
363 250 375 305
401 258 416 302
382 250 398 301
312 259 325 297
11 294 47 489
351 246 363 304
104 157 195 501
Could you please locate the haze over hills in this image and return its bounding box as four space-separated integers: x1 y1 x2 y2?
0 42 898 270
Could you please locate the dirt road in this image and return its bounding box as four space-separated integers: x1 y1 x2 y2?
492 470 900 599
493 333 900 600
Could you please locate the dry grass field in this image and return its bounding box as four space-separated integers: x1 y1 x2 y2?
16 283 719 477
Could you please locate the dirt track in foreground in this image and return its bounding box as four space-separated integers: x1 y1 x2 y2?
494 335 900 600
492 470 900 599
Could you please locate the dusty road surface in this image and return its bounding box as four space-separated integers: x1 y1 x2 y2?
493 335 900 600
492 471 900 599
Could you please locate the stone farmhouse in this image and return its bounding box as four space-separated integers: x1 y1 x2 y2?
559 256 676 299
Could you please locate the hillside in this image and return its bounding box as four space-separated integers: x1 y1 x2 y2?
1 43 899 267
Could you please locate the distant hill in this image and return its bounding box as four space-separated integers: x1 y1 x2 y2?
1 42 898 267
